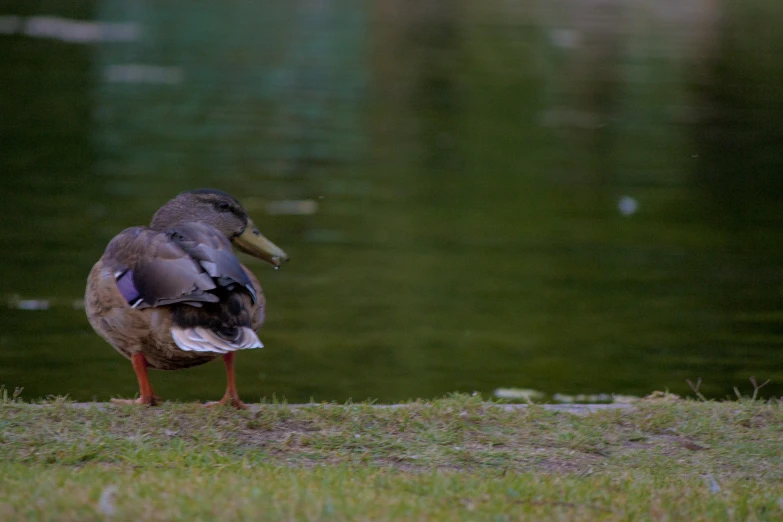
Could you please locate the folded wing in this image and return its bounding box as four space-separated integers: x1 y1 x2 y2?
165 222 258 303
104 223 256 310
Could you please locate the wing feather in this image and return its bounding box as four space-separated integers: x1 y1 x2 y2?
100 224 266 353
102 224 257 310
166 223 258 303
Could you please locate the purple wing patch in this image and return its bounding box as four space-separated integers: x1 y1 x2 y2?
115 269 143 307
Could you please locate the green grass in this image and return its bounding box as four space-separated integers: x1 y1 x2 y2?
1 393 782 520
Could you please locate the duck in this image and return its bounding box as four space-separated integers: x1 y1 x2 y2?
85 188 289 409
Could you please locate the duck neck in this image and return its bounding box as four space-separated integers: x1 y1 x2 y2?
150 203 192 231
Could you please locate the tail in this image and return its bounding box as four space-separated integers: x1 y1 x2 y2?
171 325 263 354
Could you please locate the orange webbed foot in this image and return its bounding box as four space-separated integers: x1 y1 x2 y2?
111 395 162 406
203 397 247 410
115 354 160 406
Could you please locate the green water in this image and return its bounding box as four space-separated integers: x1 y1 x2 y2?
2 1 783 402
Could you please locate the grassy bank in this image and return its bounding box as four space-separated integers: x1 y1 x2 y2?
1 394 782 520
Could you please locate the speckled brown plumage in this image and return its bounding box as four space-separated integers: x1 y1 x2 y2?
85 252 265 370
84 189 288 407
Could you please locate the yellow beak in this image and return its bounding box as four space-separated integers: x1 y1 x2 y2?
233 219 289 268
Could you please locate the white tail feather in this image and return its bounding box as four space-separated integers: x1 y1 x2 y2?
171 326 263 354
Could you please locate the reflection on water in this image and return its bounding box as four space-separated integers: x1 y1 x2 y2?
2 0 783 403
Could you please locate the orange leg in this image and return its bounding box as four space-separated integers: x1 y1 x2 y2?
111 353 160 406
205 352 247 410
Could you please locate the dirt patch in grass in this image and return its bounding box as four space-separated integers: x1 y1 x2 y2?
1 394 782 520
2 394 781 478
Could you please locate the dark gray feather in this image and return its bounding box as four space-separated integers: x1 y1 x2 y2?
165 223 257 303
132 233 219 308
103 223 257 310
104 227 219 309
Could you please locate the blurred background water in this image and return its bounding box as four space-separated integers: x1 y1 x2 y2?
2 0 783 403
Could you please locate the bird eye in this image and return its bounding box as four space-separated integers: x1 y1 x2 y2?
217 201 231 212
